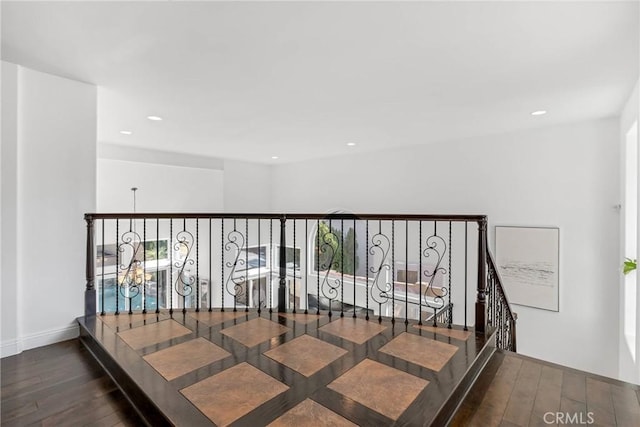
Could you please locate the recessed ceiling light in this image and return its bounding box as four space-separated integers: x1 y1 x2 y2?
531 110 547 116
271 156 279 160
347 142 357 146
119 130 133 135
147 115 163 121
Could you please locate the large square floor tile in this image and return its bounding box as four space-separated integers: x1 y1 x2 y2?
413 324 472 341
220 317 290 347
181 362 288 426
327 359 428 420
264 335 347 377
277 312 325 324
268 399 357 427
143 338 230 380
117 319 192 350
379 332 458 372
98 312 169 330
187 310 247 326
319 317 387 344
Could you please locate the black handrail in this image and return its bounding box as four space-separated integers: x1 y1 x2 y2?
85 213 486 221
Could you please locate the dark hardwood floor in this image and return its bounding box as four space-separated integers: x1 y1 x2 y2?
1 339 142 426
6 326 640 426
78 310 491 426
452 350 640 427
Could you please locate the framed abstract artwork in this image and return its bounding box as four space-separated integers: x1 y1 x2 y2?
495 226 560 311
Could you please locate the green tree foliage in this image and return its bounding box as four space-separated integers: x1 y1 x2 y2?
316 222 358 275
624 258 637 275
339 227 358 275
144 240 168 261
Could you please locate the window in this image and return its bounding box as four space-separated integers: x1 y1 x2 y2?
97 269 167 312
624 120 638 360
236 246 267 271
310 220 358 275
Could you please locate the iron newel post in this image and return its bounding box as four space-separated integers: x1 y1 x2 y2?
475 217 488 334
278 216 287 312
85 214 96 318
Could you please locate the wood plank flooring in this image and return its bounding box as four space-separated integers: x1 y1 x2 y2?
1 339 142 426
452 350 640 427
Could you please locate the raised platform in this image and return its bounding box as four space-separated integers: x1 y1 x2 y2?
77 310 495 426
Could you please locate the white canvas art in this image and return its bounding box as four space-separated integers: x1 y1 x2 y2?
495 226 559 311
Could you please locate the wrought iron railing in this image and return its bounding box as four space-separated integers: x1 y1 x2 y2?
83 213 514 338
487 251 517 352
427 302 453 326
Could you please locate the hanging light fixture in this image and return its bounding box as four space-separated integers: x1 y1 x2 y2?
118 187 151 286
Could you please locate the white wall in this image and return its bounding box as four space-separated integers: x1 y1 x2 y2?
97 158 224 212
272 118 621 380
223 159 273 212
96 144 271 213
1 62 97 356
1 62 20 353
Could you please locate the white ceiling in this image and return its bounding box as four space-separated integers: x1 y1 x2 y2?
2 1 638 164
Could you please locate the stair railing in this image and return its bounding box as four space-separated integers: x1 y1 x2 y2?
486 249 518 352
83 212 514 345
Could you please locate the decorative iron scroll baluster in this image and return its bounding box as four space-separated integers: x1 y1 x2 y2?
224 222 246 311
316 219 320 315
142 218 146 314
169 219 173 314
320 220 340 317
370 221 391 322
174 223 195 314
196 219 200 312
422 224 449 327
340 219 344 317
448 221 452 328
117 228 143 315
115 219 120 315
100 220 105 316
245 219 249 313
365 220 370 320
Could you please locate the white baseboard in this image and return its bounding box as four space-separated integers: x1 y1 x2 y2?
1 339 19 358
1 324 79 358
